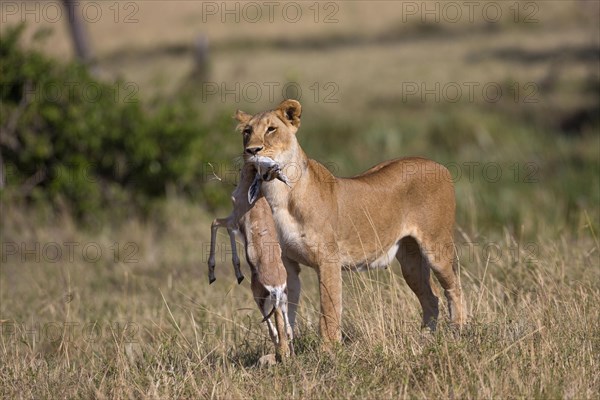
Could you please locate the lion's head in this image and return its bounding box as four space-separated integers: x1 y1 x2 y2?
234 99 302 172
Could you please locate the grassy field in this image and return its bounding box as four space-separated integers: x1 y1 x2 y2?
1 199 598 398
1 1 599 398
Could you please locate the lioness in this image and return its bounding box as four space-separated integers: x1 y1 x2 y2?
236 99 466 346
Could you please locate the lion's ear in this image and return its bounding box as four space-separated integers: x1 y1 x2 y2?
234 110 252 125
276 99 302 128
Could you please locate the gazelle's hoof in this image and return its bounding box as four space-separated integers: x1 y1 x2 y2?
237 276 245 284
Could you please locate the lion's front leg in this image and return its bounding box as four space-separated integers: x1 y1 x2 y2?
317 262 343 347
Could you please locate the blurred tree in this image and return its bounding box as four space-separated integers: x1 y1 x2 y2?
0 25 232 221
62 0 94 65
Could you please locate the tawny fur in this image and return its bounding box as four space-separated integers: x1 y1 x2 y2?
207 164 293 359
235 99 467 347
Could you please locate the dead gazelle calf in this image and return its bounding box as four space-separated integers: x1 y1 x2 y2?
207 164 293 359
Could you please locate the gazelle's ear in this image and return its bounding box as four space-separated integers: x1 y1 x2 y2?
234 110 252 130
276 99 302 128
248 174 261 205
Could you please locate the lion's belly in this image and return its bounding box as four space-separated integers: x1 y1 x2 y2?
336 218 421 271
270 199 409 270
271 205 406 269
340 242 400 271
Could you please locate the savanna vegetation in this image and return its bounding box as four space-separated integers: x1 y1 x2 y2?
1 1 598 398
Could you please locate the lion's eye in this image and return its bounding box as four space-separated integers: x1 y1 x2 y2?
266 126 277 134
243 127 252 136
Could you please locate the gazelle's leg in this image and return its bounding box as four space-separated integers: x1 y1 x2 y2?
280 293 293 340
226 228 244 284
280 293 295 355
273 308 290 359
208 218 227 284
265 318 278 344
282 257 301 332
259 297 278 344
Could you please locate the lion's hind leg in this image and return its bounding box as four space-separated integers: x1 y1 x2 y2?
396 236 440 331
422 236 466 328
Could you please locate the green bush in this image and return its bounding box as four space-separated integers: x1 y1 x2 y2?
0 25 232 221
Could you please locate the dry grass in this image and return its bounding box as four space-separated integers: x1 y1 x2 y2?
1 198 598 399
1 1 599 398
